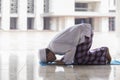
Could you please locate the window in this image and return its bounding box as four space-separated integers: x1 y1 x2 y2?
75 3 88 11
114 0 116 6
109 10 116 12
75 18 93 29
75 18 92 24
109 17 115 31
44 0 49 13
27 18 34 29
44 17 50 30
27 0 34 13
10 18 17 29
0 0 1 13
10 0 18 13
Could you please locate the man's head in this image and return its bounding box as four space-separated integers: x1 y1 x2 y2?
39 48 56 62
46 48 56 62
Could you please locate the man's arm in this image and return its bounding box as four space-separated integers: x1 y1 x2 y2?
51 47 76 65
62 47 76 64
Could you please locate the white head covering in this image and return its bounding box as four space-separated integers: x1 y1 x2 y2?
77 23 93 44
76 23 92 37
39 48 47 62
82 23 92 37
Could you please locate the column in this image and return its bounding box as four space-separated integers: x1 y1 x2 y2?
18 0 27 30
116 0 120 35
64 17 74 29
99 0 109 32
50 18 58 31
1 0 10 30
34 0 44 30
58 17 65 31
94 18 100 32
100 18 109 32
116 0 120 53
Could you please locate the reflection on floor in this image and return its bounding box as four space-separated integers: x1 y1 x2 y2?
1 52 120 80
39 65 112 80
0 31 120 80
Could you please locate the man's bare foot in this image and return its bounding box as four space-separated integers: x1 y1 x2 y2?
106 48 111 64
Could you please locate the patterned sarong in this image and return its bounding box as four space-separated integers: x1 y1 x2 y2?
74 35 108 65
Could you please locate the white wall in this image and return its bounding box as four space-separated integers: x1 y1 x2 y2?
34 0 44 30
116 0 120 35
50 0 75 14
18 0 27 30
50 18 58 30
99 0 109 13
58 17 65 31
94 18 100 32
100 17 109 32
97 0 109 32
95 2 100 12
64 17 75 29
109 0 116 10
116 0 120 53
1 0 10 30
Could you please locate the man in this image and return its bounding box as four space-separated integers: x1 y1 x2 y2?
39 23 111 65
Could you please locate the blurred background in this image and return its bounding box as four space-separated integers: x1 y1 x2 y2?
0 0 120 80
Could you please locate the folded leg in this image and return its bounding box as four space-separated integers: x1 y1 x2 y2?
74 47 111 65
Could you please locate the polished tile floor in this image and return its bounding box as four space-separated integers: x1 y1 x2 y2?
0 31 120 80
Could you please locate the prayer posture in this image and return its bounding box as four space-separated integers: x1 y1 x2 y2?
39 23 111 65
